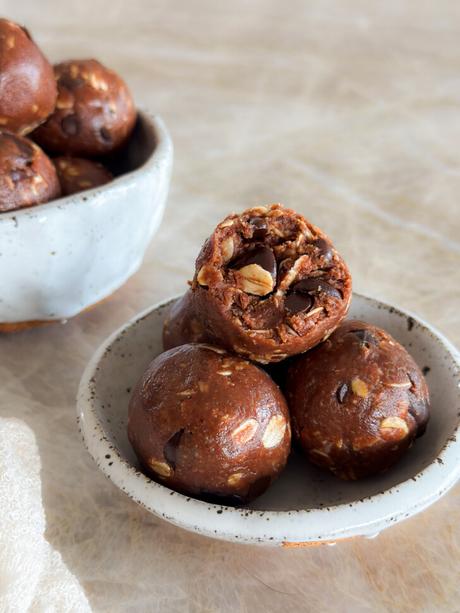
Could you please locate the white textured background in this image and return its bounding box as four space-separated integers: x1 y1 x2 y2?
0 1 459 611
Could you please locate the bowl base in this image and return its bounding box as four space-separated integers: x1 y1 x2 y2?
0 294 111 333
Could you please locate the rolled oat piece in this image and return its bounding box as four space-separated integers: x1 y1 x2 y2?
167 204 352 363
128 343 291 505
285 320 430 480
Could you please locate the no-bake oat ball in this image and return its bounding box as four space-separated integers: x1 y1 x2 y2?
163 290 207 350
285 320 430 480
33 59 136 156
0 130 60 212
0 19 57 135
128 343 291 504
164 204 352 363
54 156 112 195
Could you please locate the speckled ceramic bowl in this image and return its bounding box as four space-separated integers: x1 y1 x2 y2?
0 112 173 331
77 293 460 547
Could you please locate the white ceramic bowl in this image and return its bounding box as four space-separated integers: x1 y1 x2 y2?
0 112 173 327
77 293 460 547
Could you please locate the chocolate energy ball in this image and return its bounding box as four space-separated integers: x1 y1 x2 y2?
0 130 61 212
166 204 352 363
128 343 291 504
0 19 57 135
32 59 136 156
54 156 112 195
286 320 430 480
163 290 208 350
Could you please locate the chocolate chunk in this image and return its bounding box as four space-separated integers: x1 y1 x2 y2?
58 73 85 90
99 127 112 143
250 217 268 240
291 278 342 299
408 400 429 438
230 245 276 280
313 238 333 262
61 115 79 136
21 25 32 40
163 429 184 469
336 382 348 403
349 329 378 347
285 292 313 315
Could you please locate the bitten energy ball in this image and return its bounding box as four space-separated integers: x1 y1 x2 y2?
128 343 291 504
0 130 60 212
286 320 430 480
54 156 112 195
163 290 207 350
0 19 57 135
33 59 136 156
165 204 352 363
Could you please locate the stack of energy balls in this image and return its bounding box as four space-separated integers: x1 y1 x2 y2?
0 18 136 213
128 204 430 504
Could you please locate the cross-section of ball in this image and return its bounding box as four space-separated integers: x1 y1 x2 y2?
164 204 352 363
128 343 291 504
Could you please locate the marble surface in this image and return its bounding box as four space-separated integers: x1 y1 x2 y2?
0 1 459 611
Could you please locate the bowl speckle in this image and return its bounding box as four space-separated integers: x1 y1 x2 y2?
77 293 460 546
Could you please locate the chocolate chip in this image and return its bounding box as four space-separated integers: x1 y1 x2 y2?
99 127 112 143
247 475 272 499
422 366 430 376
21 26 32 40
285 292 313 315
250 217 268 240
58 73 85 90
349 329 378 347
408 400 429 438
163 429 184 469
230 245 276 280
291 278 342 299
61 115 79 136
313 238 333 262
336 383 348 404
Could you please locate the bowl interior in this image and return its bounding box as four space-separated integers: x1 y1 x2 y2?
88 294 460 512
103 112 158 178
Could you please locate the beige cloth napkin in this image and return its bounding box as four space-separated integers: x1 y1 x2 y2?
0 417 91 613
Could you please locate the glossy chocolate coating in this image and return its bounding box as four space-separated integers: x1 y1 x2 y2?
128 344 291 504
54 156 112 195
164 204 352 363
0 19 57 135
0 130 60 212
285 320 430 480
33 59 136 156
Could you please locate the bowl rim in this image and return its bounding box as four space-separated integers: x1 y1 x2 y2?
0 110 172 224
77 293 460 545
